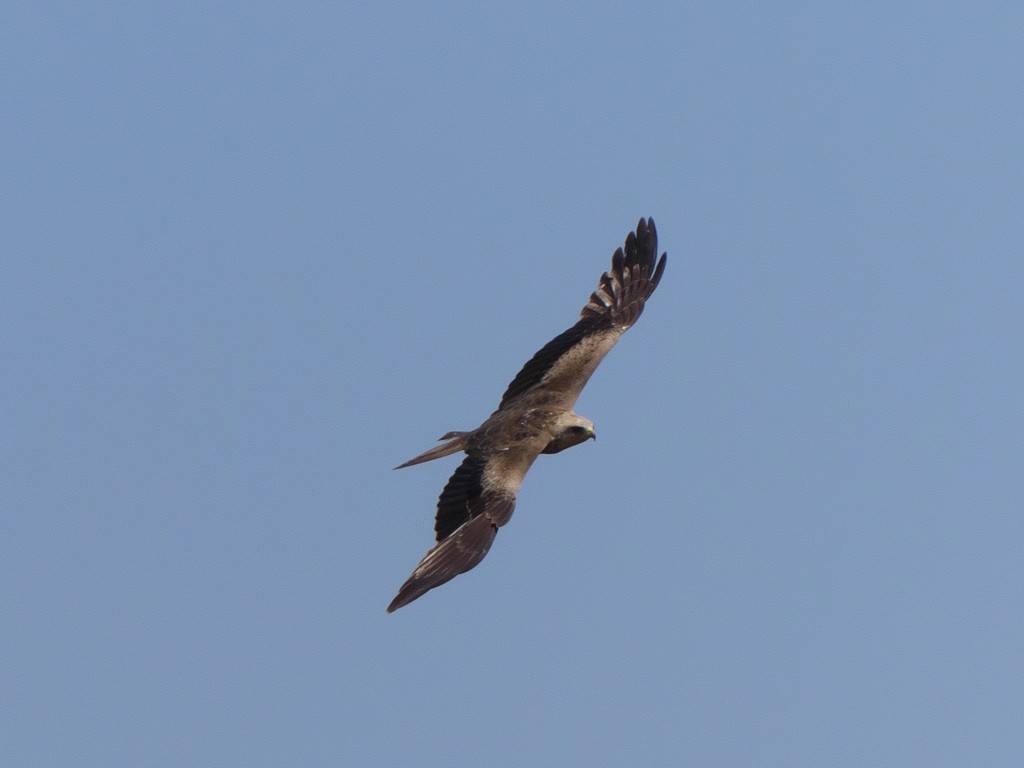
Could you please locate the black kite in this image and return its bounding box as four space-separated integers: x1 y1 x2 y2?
388 217 667 612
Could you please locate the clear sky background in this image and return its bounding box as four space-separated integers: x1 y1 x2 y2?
3 3 1022 766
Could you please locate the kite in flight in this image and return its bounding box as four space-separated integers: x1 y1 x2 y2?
388 217 667 612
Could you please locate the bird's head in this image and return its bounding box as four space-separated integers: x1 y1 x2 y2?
542 414 596 454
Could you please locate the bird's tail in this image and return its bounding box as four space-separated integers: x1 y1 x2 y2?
394 431 469 469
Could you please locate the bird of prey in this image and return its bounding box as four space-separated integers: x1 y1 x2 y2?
387 217 667 612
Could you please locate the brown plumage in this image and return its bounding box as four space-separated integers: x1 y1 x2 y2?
387 217 667 612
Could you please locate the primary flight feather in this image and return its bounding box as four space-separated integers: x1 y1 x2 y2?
388 217 667 612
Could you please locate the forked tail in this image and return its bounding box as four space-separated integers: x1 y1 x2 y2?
394 431 469 469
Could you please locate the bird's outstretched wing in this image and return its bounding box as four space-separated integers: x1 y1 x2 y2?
497 217 667 409
387 455 517 613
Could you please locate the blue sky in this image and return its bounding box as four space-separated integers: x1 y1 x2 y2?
3 2 1022 765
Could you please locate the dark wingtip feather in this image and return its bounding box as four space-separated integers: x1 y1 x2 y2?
652 251 667 290
636 217 667 291
612 247 625 277
636 216 650 246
